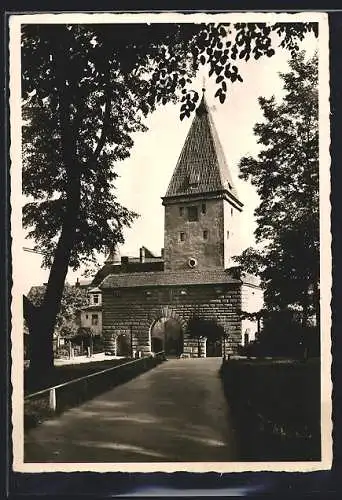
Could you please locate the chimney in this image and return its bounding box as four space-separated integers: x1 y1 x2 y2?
139 247 145 263
161 248 164 259
75 278 80 287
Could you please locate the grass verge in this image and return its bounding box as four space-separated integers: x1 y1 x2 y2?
25 358 130 395
24 356 164 431
220 357 321 461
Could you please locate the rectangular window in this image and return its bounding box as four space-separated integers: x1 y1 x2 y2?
91 314 98 326
180 232 185 242
227 230 230 239
231 207 233 216
203 230 208 240
179 207 184 216
187 206 198 222
201 203 206 214
93 294 99 304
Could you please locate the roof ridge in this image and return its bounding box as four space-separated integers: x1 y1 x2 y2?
206 105 238 197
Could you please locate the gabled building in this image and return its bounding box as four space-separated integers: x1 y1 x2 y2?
78 286 103 336
98 92 263 357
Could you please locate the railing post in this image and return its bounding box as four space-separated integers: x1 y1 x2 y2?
49 388 56 412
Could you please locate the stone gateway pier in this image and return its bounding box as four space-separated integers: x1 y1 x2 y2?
95 93 263 357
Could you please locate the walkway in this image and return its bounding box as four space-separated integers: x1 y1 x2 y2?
24 358 237 463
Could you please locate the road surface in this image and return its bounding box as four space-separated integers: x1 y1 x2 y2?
24 357 237 463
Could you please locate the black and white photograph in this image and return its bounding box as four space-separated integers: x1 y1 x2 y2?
9 11 331 472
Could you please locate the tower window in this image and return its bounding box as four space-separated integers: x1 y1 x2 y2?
91 314 98 326
179 207 184 216
203 230 208 240
180 232 185 242
93 294 99 304
187 206 198 222
201 203 206 214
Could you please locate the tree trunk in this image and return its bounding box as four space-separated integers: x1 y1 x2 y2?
301 281 310 328
23 296 54 377
313 279 320 328
25 31 81 378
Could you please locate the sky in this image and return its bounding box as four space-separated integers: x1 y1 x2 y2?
19 29 318 294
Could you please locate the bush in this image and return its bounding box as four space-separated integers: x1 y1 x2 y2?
220 358 321 461
241 312 320 358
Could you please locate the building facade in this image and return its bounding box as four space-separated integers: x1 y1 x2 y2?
78 286 103 336
98 93 263 357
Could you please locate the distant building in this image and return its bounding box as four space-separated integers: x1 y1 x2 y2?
78 286 102 336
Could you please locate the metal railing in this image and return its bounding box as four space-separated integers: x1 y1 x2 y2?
25 351 166 414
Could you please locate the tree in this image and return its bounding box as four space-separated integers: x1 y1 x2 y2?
22 22 317 376
234 52 319 326
27 283 89 340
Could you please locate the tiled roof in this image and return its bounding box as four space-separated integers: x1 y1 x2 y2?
92 261 164 286
164 94 240 200
100 269 240 289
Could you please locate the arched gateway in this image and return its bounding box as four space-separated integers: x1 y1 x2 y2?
150 316 184 357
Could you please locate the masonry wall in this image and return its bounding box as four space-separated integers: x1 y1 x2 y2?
102 283 242 357
164 199 225 271
241 283 264 344
223 200 241 268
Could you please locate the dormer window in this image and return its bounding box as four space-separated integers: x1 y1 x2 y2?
189 171 200 187
187 206 198 222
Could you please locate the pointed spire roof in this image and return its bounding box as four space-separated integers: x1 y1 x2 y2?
105 245 121 264
164 92 242 207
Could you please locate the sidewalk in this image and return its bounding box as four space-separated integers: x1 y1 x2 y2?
25 357 237 463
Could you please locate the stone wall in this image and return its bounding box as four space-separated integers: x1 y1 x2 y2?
164 199 225 271
223 200 241 268
102 283 242 357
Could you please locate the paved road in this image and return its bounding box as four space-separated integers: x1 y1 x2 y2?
24 358 237 463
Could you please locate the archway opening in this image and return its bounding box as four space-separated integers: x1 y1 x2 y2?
187 316 224 357
150 317 183 357
116 333 131 357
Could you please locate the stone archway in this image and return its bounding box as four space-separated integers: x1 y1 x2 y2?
116 332 131 357
150 316 184 357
